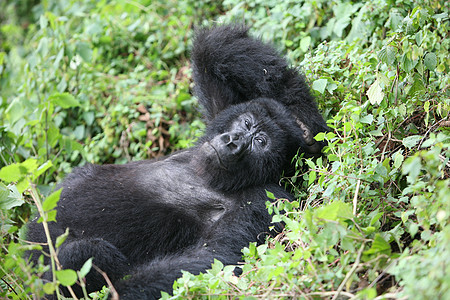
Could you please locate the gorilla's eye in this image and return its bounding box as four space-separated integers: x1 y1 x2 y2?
254 136 267 146
244 119 251 130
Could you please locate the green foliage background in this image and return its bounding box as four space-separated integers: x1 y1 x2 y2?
0 0 449 299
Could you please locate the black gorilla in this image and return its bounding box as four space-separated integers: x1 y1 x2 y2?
27 24 328 299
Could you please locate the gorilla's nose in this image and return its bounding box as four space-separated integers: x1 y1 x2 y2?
220 132 249 155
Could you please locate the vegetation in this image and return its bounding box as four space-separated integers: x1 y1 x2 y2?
0 0 448 299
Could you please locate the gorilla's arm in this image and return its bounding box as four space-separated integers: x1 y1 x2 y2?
191 24 329 154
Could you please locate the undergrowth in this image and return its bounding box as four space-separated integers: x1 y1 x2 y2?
1 0 449 299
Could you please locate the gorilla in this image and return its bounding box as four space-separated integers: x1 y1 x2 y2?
26 24 328 299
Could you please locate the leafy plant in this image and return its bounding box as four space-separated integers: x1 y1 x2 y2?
1 0 449 299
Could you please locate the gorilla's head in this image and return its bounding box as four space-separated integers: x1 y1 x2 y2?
196 98 308 192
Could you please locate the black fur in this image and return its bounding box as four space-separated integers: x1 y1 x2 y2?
192 24 329 154
26 24 328 300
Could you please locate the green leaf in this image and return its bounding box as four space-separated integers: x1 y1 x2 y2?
308 170 316 186
393 151 404 169
315 201 353 222
0 51 5 65
49 93 80 109
257 244 268 256
5 97 24 124
76 42 93 62
314 132 326 141
33 161 53 179
55 269 78 287
402 135 423 149
265 190 275 200
42 189 62 212
47 210 57 222
79 257 93 278
39 15 48 29
367 79 385 105
0 164 22 182
423 52 437 70
364 234 391 256
43 282 56 294
402 155 422 183
360 114 374 124
401 53 416 72
300 36 311 52
55 228 70 248
210 259 224 276
408 73 425 96
312 79 328 94
386 46 396 65
0 159 37 183
37 37 49 57
0 183 25 210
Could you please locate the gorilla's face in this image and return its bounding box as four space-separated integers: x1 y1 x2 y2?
205 112 271 169
196 98 306 192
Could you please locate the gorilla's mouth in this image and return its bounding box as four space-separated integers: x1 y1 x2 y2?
206 142 228 170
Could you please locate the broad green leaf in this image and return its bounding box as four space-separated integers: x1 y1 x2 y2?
0 158 37 183
312 78 328 94
424 100 430 112
42 189 62 212
300 36 311 52
315 201 353 221
257 244 268 256
314 132 326 141
53 48 64 69
48 92 80 109
55 269 78 287
39 15 48 29
5 97 24 124
393 151 404 169
76 42 93 62
210 259 224 276
386 46 396 65
363 234 391 255
401 53 416 72
43 282 56 294
367 79 385 105
424 52 437 70
0 183 24 210
408 73 425 96
411 45 420 60
389 9 402 30
360 114 374 124
402 155 422 183
402 135 423 149
21 158 39 173
408 222 419 237
0 164 22 182
37 37 49 57
378 47 387 63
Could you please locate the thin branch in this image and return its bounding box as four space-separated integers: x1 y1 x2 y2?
92 264 119 300
29 185 78 300
353 168 363 215
331 242 366 300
